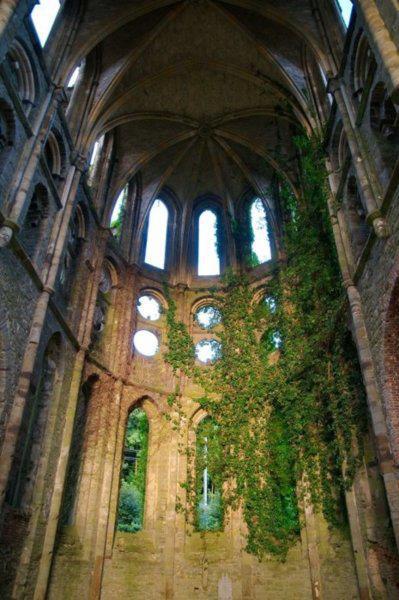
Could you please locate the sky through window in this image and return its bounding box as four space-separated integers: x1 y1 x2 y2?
337 0 353 26
198 210 220 276
251 198 271 264
31 0 60 46
144 199 168 270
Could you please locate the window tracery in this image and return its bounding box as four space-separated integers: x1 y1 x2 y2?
5 40 36 111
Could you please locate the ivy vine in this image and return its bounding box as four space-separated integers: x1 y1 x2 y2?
163 134 366 559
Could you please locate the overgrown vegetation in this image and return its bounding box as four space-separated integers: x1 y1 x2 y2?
163 134 366 558
117 408 149 533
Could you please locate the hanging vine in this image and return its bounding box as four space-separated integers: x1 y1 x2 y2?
163 134 366 559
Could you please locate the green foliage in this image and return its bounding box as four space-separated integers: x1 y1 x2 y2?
163 134 366 559
110 192 127 239
195 418 224 531
163 284 195 373
117 409 149 533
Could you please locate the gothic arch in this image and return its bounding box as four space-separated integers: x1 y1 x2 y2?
351 30 376 101
139 190 181 272
6 39 36 111
44 129 66 178
6 332 65 509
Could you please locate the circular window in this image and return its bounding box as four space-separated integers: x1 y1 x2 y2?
133 330 159 357
137 295 161 321
195 339 222 364
195 305 222 329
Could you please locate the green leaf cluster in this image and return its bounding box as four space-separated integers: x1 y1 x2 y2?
163 134 366 559
117 409 149 532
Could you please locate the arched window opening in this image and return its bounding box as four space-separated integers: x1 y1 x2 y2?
87 135 104 185
144 199 168 270
250 198 272 265
67 65 81 89
59 206 86 297
353 35 376 99
196 418 223 531
344 176 370 261
6 334 63 509
20 184 49 260
31 0 61 47
117 408 149 532
5 41 36 110
198 209 220 276
44 131 64 178
336 0 353 27
110 186 128 238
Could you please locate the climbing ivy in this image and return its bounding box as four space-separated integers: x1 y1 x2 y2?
163 134 366 559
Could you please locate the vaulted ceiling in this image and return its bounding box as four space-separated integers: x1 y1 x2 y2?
63 0 342 217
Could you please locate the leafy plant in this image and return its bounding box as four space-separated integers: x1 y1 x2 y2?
117 409 149 532
163 134 366 558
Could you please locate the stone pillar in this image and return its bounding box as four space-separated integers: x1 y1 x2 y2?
89 378 123 600
346 284 399 549
26 229 108 600
356 0 399 102
0 155 85 508
328 77 389 238
327 193 398 586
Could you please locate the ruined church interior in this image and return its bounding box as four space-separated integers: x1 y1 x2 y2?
1 0 399 598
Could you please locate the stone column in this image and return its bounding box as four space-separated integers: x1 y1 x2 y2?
327 192 399 548
88 378 123 600
27 228 107 600
327 194 397 585
356 0 399 102
345 284 399 549
328 77 389 238
0 155 85 507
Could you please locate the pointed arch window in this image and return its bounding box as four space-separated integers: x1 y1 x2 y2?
110 185 128 239
198 209 220 276
67 65 81 89
144 199 169 270
31 0 61 46
196 417 223 531
117 408 149 532
250 198 272 264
